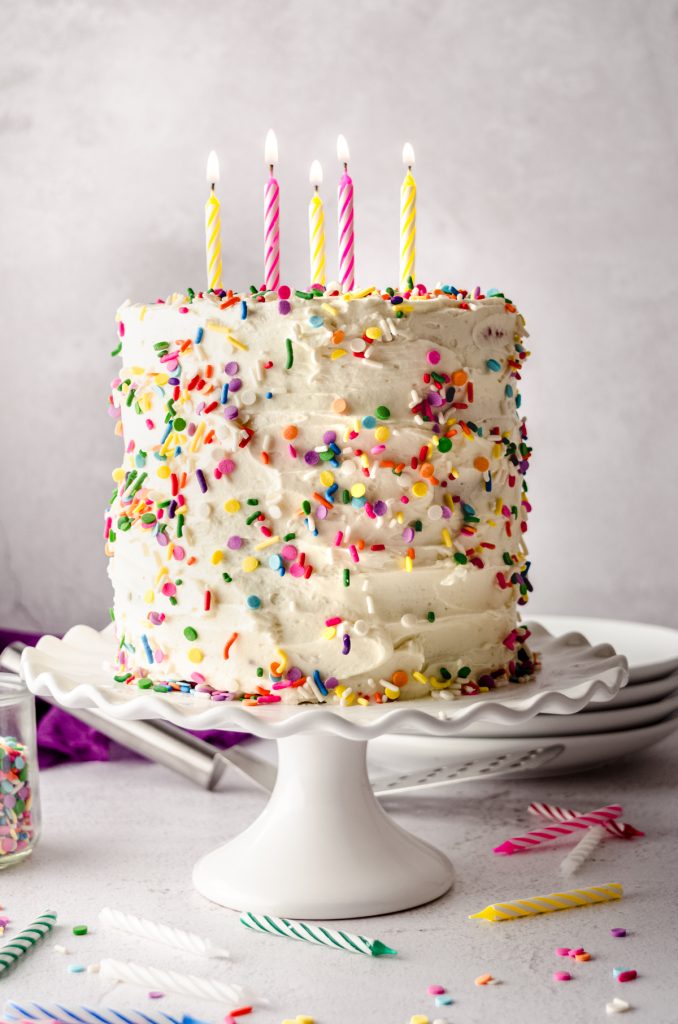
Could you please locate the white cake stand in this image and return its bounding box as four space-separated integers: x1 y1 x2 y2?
22 622 627 919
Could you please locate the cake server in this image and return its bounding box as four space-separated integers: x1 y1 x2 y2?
370 743 564 796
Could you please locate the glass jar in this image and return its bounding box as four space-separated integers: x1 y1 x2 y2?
0 674 40 866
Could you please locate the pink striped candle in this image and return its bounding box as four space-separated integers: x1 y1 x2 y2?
529 801 644 840
264 129 280 292
337 134 355 293
494 804 623 855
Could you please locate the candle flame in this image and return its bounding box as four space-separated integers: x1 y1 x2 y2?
206 150 220 185
309 159 323 187
265 129 278 168
337 134 350 165
402 142 415 168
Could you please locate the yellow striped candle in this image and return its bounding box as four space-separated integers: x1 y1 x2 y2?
399 142 416 291
308 160 326 286
205 150 222 292
469 882 623 923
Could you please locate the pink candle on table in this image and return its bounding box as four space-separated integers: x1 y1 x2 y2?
494 804 623 855
529 801 644 840
336 134 355 293
264 129 280 291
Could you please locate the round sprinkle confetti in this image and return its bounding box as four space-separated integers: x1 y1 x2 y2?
553 971 572 982
611 928 627 938
72 925 88 936
375 405 390 420
188 649 204 664
362 415 376 429
473 456 490 472
183 627 198 641
68 964 86 973
412 482 428 498
426 350 441 365
283 425 298 440
224 499 241 513
331 398 348 414
350 483 366 498
437 437 452 453
242 556 259 573
247 596 262 609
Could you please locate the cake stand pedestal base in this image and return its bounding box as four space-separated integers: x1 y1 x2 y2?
192 732 454 919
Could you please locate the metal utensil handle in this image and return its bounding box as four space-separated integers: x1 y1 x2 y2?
0 642 225 789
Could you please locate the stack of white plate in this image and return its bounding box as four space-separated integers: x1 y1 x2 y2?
371 616 678 776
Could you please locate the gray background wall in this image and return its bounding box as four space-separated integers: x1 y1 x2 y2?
2 0 677 635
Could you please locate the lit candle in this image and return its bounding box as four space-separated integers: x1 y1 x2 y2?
308 159 326 287
337 134 355 293
205 150 222 292
264 129 280 292
400 142 416 292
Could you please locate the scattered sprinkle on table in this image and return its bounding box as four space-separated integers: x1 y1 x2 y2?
72 925 88 936
67 963 86 973
553 970 572 982
606 997 631 1014
614 968 637 982
474 973 493 986
611 927 627 937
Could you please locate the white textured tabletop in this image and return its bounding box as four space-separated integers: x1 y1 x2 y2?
4 735 678 1024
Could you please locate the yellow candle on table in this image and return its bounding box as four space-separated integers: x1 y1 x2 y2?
400 142 416 291
469 882 623 922
205 150 222 292
308 159 326 287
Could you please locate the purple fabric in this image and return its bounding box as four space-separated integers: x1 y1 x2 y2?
1 628 249 769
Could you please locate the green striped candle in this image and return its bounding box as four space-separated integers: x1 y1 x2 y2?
0 911 57 975
240 911 396 957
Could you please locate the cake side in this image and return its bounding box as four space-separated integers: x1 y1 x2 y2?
105 287 534 705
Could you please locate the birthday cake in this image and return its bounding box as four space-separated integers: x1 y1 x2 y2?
105 284 535 705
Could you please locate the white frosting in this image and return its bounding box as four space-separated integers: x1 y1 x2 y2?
106 287 533 704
